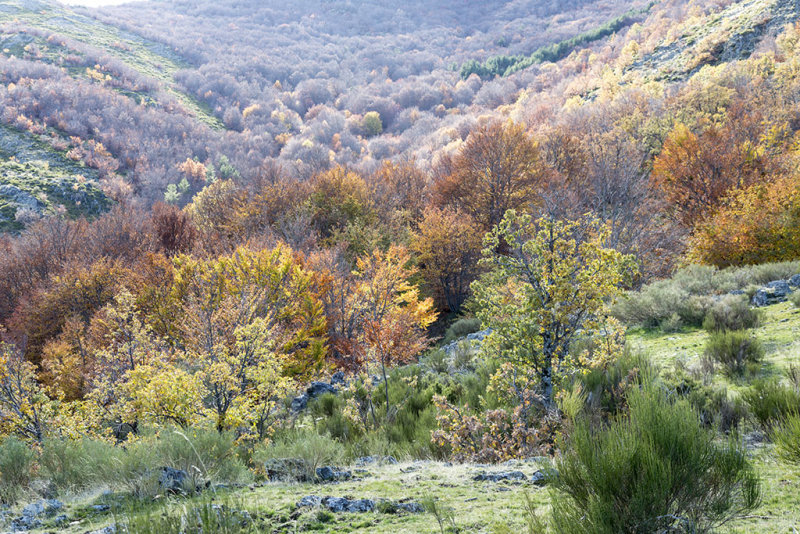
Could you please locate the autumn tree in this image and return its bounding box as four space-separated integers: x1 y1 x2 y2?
688 172 800 267
306 166 376 240
350 246 437 415
651 122 770 227
411 206 483 312
0 340 53 442
471 210 635 407
433 121 544 232
170 245 326 432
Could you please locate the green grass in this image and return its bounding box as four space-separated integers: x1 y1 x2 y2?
629 300 800 379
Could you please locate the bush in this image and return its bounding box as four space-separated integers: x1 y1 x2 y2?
39 438 118 493
659 312 683 333
791 290 800 308
662 362 746 432
0 437 35 503
773 413 800 466
550 385 761 533
441 317 482 345
149 429 250 488
702 295 761 332
254 430 344 481
119 498 261 534
704 331 763 376
742 379 800 430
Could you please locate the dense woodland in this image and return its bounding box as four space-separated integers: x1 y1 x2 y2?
1 0 800 532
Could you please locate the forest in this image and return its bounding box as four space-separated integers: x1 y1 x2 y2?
1 0 800 532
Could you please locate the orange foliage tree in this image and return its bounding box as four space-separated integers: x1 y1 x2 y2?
411 206 483 312
651 122 770 227
433 120 544 232
689 173 800 267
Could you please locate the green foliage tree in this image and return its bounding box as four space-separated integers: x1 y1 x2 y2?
361 111 383 137
471 210 635 406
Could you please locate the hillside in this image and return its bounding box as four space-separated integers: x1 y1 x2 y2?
3 0 800 533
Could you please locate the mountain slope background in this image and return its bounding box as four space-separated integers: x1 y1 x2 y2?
1 0 795 219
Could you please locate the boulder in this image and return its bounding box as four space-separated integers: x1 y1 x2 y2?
297 495 376 513
790 274 800 287
767 280 791 297
21 499 63 518
159 466 190 494
315 466 352 482
291 378 342 413
473 471 527 482
10 499 63 531
531 470 549 486
323 496 375 513
752 280 793 307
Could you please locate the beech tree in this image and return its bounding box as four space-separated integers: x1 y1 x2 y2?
411 206 483 312
471 210 635 407
434 121 544 232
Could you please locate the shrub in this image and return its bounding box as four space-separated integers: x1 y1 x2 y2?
0 437 35 503
659 312 682 333
773 413 800 466
149 429 250 488
742 379 800 430
119 499 260 534
662 362 746 432
791 290 800 308
704 331 763 376
39 438 118 493
702 295 760 332
550 385 761 534
771 413 800 465
441 317 482 345
254 430 344 481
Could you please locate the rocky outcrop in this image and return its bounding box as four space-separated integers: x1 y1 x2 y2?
291 372 345 413
296 495 423 514
442 328 492 356
9 499 63 532
751 277 799 306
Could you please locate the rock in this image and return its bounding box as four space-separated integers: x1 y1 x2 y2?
790 274 800 287
442 328 493 356
384 500 424 514
297 495 322 508
729 289 745 296
54 514 69 526
290 393 310 413
752 289 769 307
92 504 110 512
10 516 42 532
531 470 549 486
159 466 190 494
330 371 346 387
21 499 63 518
767 280 791 296
297 495 376 513
354 455 398 466
87 526 116 534
291 378 341 413
315 466 351 482
752 280 793 307
323 496 375 513
473 471 527 482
